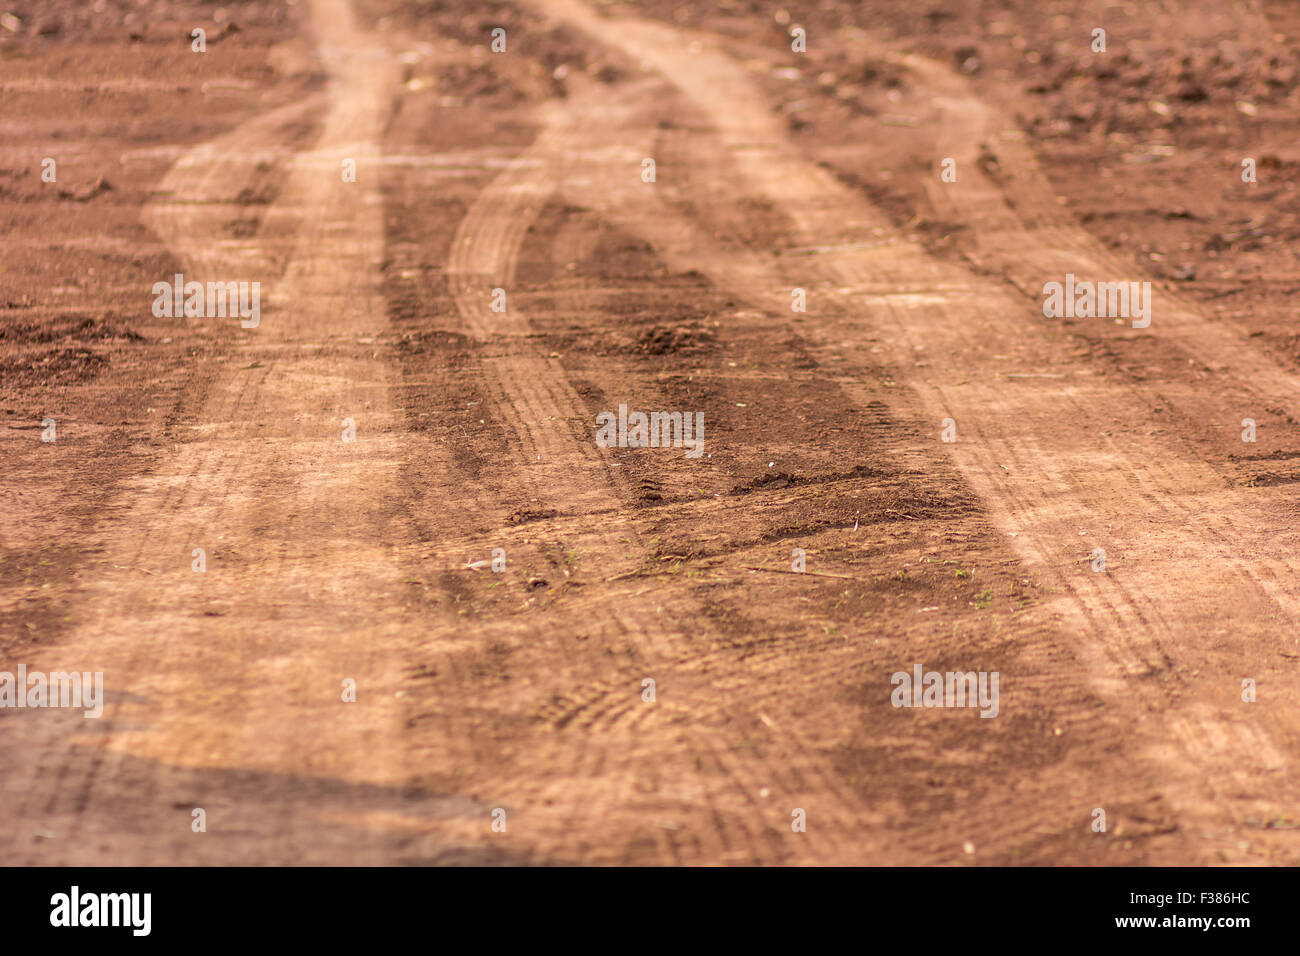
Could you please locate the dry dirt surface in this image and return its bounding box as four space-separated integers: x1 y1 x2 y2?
1 0 1299 865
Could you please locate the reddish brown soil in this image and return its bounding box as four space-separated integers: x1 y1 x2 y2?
1 0 1298 865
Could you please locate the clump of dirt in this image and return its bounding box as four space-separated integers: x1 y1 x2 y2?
57 177 113 202
1025 47 1296 138
367 0 630 105
0 313 145 385
633 323 717 355
0 346 109 385
0 0 294 44
0 313 144 344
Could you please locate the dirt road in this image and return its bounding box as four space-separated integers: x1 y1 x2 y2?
2 0 1298 864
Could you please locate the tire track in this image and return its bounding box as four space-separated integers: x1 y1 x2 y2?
0 0 481 865
428 75 908 865
530 0 1300 863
